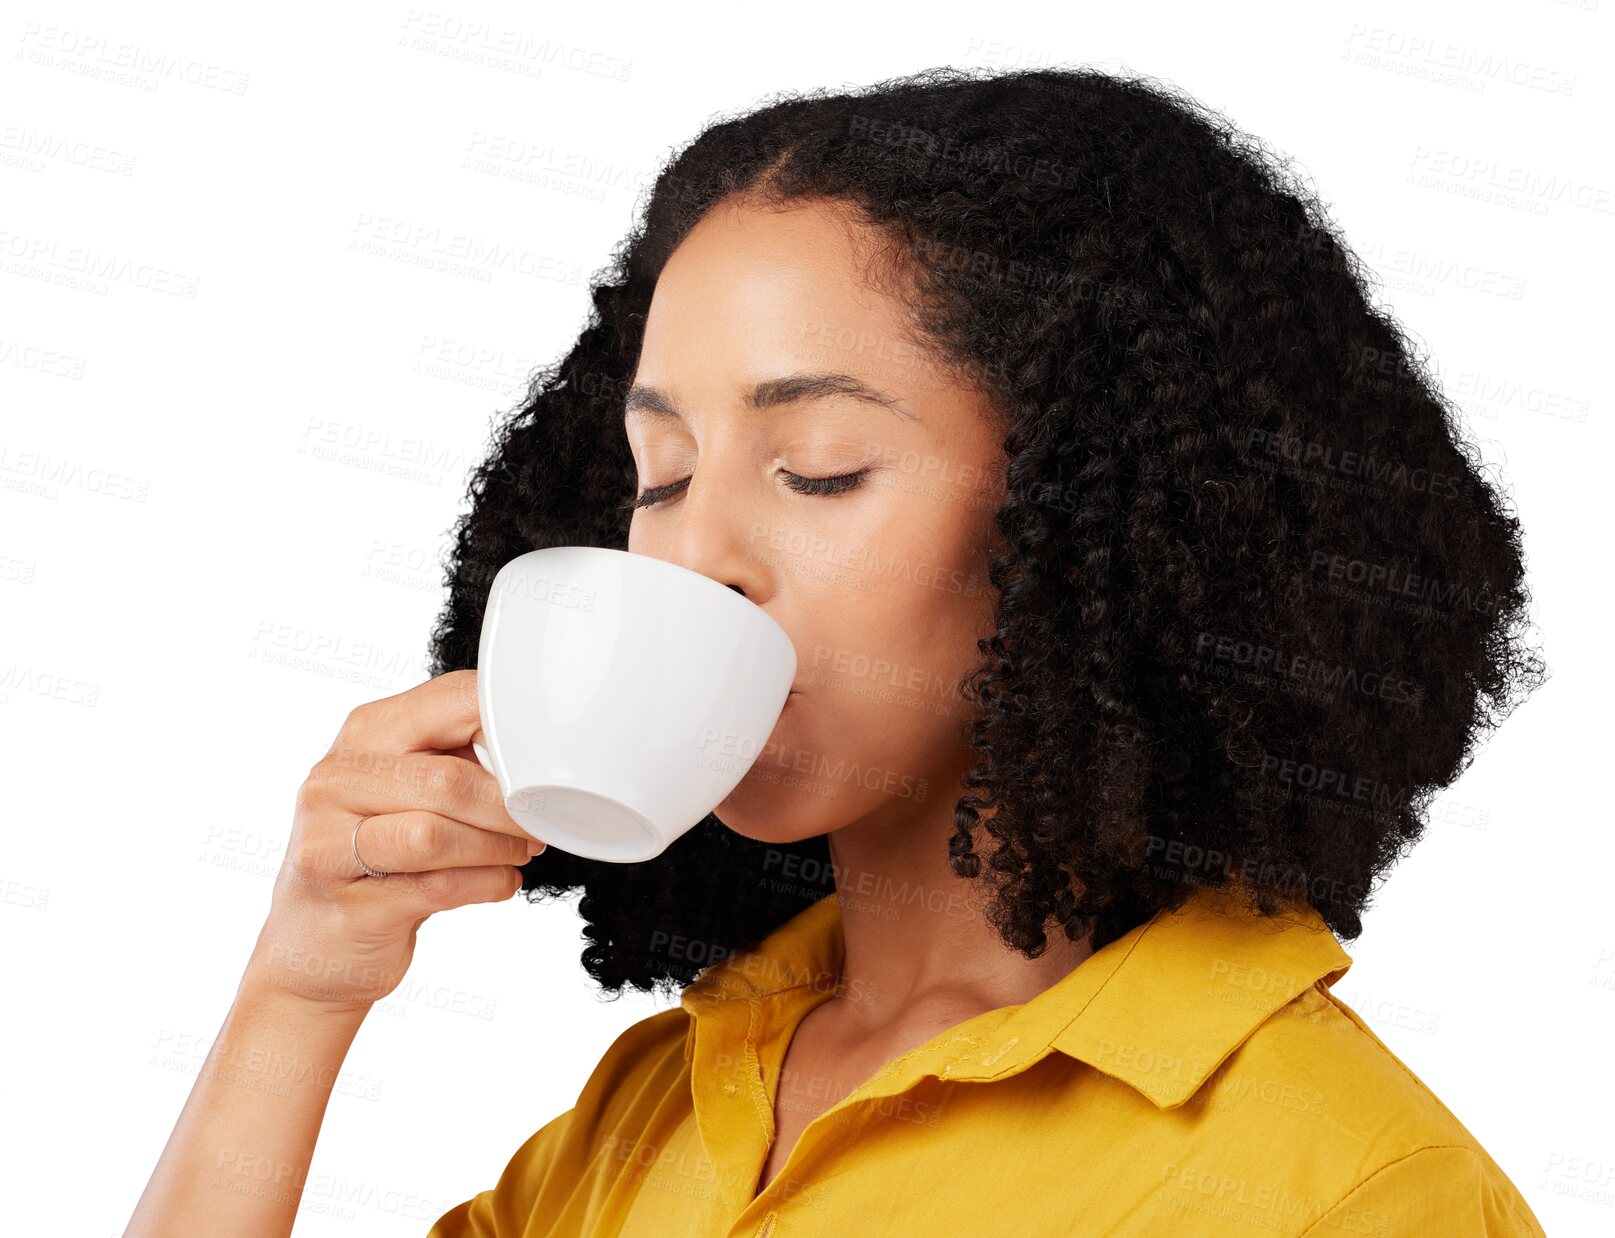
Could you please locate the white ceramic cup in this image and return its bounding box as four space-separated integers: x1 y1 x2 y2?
469 546 797 862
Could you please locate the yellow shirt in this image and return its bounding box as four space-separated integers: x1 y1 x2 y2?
427 883 1545 1237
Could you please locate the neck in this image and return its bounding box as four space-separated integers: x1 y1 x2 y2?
820 803 1094 1037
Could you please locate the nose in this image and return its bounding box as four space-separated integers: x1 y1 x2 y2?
664 541 765 605
649 464 772 606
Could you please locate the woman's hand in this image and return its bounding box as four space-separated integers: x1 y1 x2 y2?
128 669 544 1238
241 668 544 1015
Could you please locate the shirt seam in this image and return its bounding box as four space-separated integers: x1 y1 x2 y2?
1498 1183 1545 1233
741 996 774 1133
1317 987 1477 1135
1294 1144 1478 1238
873 1029 989 1083
693 975 837 1003
1308 988 1543 1231
695 898 844 1002
1020 899 1332 1099
1036 912 1156 1054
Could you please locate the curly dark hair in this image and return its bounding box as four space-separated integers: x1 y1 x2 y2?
425 64 1546 998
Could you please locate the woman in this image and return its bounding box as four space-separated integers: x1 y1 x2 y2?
130 67 1547 1236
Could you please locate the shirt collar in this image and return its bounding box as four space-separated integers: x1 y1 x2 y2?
680 879 1352 1110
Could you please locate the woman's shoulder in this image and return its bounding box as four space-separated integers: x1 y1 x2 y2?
565 1003 692 1126
584 1002 691 1075
1245 982 1497 1146
424 1004 694 1238
1210 981 1544 1234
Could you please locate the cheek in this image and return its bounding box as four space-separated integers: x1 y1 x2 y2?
794 551 993 723
760 478 1003 801
823 478 994 649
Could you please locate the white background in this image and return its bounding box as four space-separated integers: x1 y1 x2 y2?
2 1 1611 1234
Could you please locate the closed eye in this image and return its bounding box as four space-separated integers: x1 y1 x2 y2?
618 467 872 511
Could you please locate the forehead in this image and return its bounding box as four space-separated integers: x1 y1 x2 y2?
637 196 938 392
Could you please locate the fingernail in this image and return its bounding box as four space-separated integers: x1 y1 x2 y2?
527 840 545 855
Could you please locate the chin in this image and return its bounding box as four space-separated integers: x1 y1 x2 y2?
711 773 841 845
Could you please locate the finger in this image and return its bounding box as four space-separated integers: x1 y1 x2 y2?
332 668 487 758
349 810 543 877
379 863 528 913
308 748 530 841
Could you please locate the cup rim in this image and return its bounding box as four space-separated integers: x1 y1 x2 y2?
498 546 793 643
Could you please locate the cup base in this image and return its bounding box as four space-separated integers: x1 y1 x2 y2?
505 785 661 863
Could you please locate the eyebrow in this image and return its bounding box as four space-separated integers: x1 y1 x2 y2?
624 371 917 423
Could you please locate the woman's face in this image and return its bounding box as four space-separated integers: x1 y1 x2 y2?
625 193 1009 844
